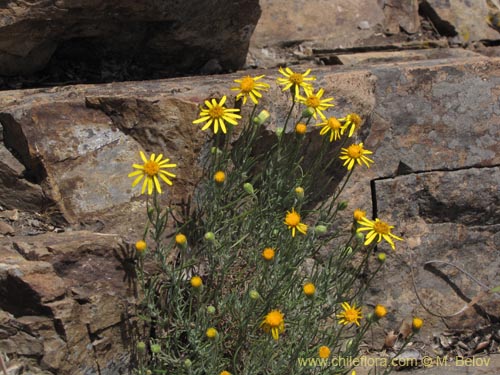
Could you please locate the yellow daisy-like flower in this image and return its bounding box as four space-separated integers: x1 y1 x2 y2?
231 75 270 105
374 304 387 318
339 142 374 170
337 302 363 326
303 282 316 296
277 66 316 97
317 117 342 142
192 96 242 134
297 88 334 120
261 309 285 340
356 217 403 250
340 113 362 138
128 151 177 195
353 209 366 221
284 208 308 237
318 345 331 359
262 247 275 261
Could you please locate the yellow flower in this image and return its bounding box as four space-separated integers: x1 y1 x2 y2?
277 66 316 97
135 240 147 253
214 171 226 184
192 96 242 134
356 217 403 250
206 327 218 339
295 122 307 135
339 142 374 170
297 88 334 120
128 151 177 195
262 247 275 261
317 117 342 142
318 345 331 359
337 302 363 326
231 75 270 105
412 317 423 331
303 282 316 296
220 371 232 375
175 233 187 246
284 208 308 237
190 276 203 289
374 304 387 318
353 209 366 221
340 113 362 137
261 309 285 340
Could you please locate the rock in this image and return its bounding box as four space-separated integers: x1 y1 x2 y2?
0 1 261 76
0 231 137 374
420 0 500 43
0 221 14 236
383 0 420 35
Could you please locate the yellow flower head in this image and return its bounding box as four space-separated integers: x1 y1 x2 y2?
277 67 316 97
337 302 363 326
412 317 423 331
190 276 203 289
340 113 363 137
262 247 275 261
135 240 147 253
128 151 177 195
295 122 307 135
231 75 270 105
339 142 374 170
206 327 218 339
297 88 334 121
356 217 403 250
192 96 242 134
318 345 331 359
214 171 226 184
303 282 316 296
353 209 366 221
374 304 387 318
317 116 342 142
175 233 187 246
220 371 232 375
284 208 308 237
261 309 285 340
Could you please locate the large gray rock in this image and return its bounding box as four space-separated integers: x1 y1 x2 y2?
0 0 260 76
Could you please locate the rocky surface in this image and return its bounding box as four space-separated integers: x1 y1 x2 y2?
0 0 260 78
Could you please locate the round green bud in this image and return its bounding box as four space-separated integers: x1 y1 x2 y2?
207 305 216 314
295 187 304 200
302 107 315 118
254 109 271 125
243 182 255 195
249 289 260 300
184 359 192 368
151 344 161 354
136 341 146 353
355 232 365 242
314 225 328 235
377 253 386 263
276 127 284 137
204 232 215 242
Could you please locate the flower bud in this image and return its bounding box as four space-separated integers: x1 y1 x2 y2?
412 317 423 331
151 344 161 354
275 127 284 137
204 232 215 242
253 109 270 125
207 305 216 315
135 240 147 253
184 359 192 368
206 327 218 339
294 186 304 200
136 341 146 353
374 304 387 319
243 182 255 195
249 289 260 300
295 123 307 135
302 107 315 118
211 147 222 155
314 225 328 235
175 233 187 248
377 252 386 263
355 232 365 242
337 201 348 211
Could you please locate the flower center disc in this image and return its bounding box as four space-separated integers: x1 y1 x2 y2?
144 160 160 176
347 144 362 158
327 118 341 129
345 310 358 321
266 312 283 327
240 77 255 92
374 220 390 234
289 73 303 84
306 96 320 108
209 105 224 119
286 212 301 226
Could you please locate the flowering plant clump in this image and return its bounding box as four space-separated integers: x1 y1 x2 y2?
128 68 411 375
